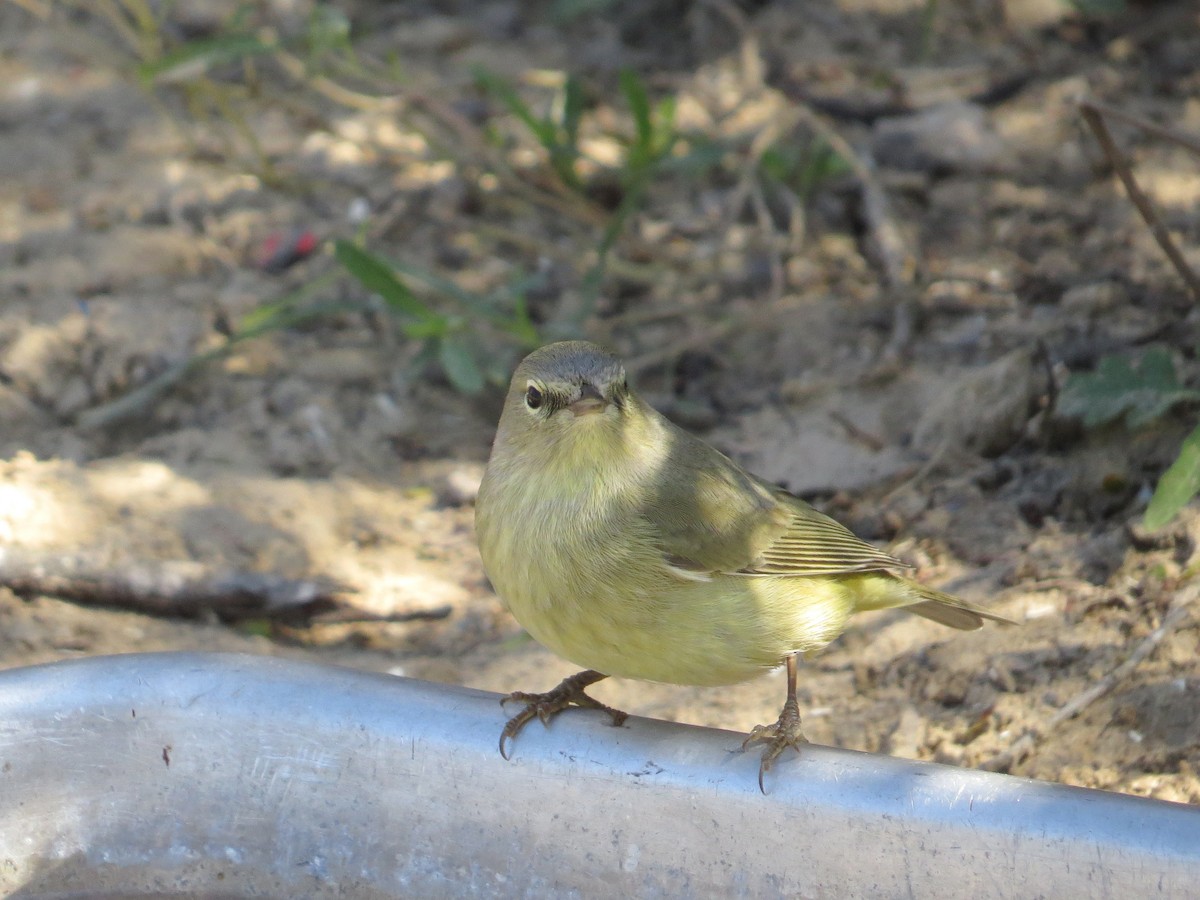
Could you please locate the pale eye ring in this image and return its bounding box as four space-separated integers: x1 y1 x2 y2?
525 385 544 409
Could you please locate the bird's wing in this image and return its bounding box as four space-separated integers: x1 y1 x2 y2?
740 490 912 576
640 421 909 578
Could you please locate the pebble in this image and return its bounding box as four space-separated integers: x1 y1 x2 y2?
912 347 1040 457
873 102 1009 175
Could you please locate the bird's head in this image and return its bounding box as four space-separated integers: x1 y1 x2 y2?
493 341 643 471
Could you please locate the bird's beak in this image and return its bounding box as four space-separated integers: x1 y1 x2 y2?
568 382 608 416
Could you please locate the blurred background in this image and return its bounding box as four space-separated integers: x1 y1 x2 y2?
0 0 1197 801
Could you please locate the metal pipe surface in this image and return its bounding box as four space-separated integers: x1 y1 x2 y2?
0 652 1195 898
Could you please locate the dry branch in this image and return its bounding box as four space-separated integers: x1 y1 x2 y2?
1079 101 1200 305
0 548 446 624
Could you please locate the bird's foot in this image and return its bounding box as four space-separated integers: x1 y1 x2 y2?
742 697 807 793
499 669 627 759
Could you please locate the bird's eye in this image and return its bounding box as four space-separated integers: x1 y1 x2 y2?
525 385 544 410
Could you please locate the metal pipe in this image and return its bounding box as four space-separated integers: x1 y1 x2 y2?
0 652 1195 897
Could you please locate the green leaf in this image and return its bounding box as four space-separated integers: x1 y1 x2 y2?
474 68 555 147
620 69 653 154
138 33 276 83
232 270 343 340
1145 422 1200 530
438 336 485 394
238 618 274 638
1059 347 1200 428
307 5 351 49
334 240 437 324
384 256 505 324
562 73 584 146
503 290 540 346
759 137 849 198
652 95 677 156
658 137 725 175
759 145 794 184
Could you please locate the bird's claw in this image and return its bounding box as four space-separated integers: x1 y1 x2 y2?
742 699 807 793
498 673 627 760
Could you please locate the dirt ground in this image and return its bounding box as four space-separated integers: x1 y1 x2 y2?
1 0 1199 806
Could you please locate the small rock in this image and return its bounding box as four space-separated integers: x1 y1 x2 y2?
391 15 476 53
873 102 1008 175
912 348 1040 457
1002 0 1072 29
266 377 311 417
293 348 380 385
174 0 242 36
1060 280 1129 318
1031 248 1076 284
54 375 91 419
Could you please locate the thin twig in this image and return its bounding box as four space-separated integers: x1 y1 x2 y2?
1031 338 1058 442
980 582 1199 773
1082 99 1200 157
767 97 919 361
624 320 737 376
1079 101 1200 305
748 178 787 305
829 410 886 452
74 349 215 430
474 217 670 289
726 91 917 367
620 285 836 376
269 48 608 230
76 269 343 430
790 105 916 293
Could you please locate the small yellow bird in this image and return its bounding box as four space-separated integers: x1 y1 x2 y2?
476 341 1011 789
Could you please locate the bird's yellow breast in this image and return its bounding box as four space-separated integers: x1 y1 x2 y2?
476 442 858 686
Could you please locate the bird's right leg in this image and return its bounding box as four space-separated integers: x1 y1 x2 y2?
741 652 808 793
499 669 627 759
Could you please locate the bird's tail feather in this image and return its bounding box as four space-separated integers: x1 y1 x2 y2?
903 580 1016 631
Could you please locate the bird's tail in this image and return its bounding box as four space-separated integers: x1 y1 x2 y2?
902 579 1016 631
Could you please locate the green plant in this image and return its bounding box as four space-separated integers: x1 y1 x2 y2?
758 137 851 203
475 68 586 191
77 269 345 429
1060 347 1200 529
72 2 368 182
616 68 678 186
473 66 684 201
334 240 540 394
41 4 728 416
575 69 683 305
474 66 692 323
76 236 544 429
1059 347 1199 428
1145 425 1200 530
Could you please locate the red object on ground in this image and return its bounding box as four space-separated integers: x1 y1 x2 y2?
258 229 319 273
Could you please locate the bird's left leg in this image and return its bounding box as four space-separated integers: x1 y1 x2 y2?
742 652 808 793
499 669 627 759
